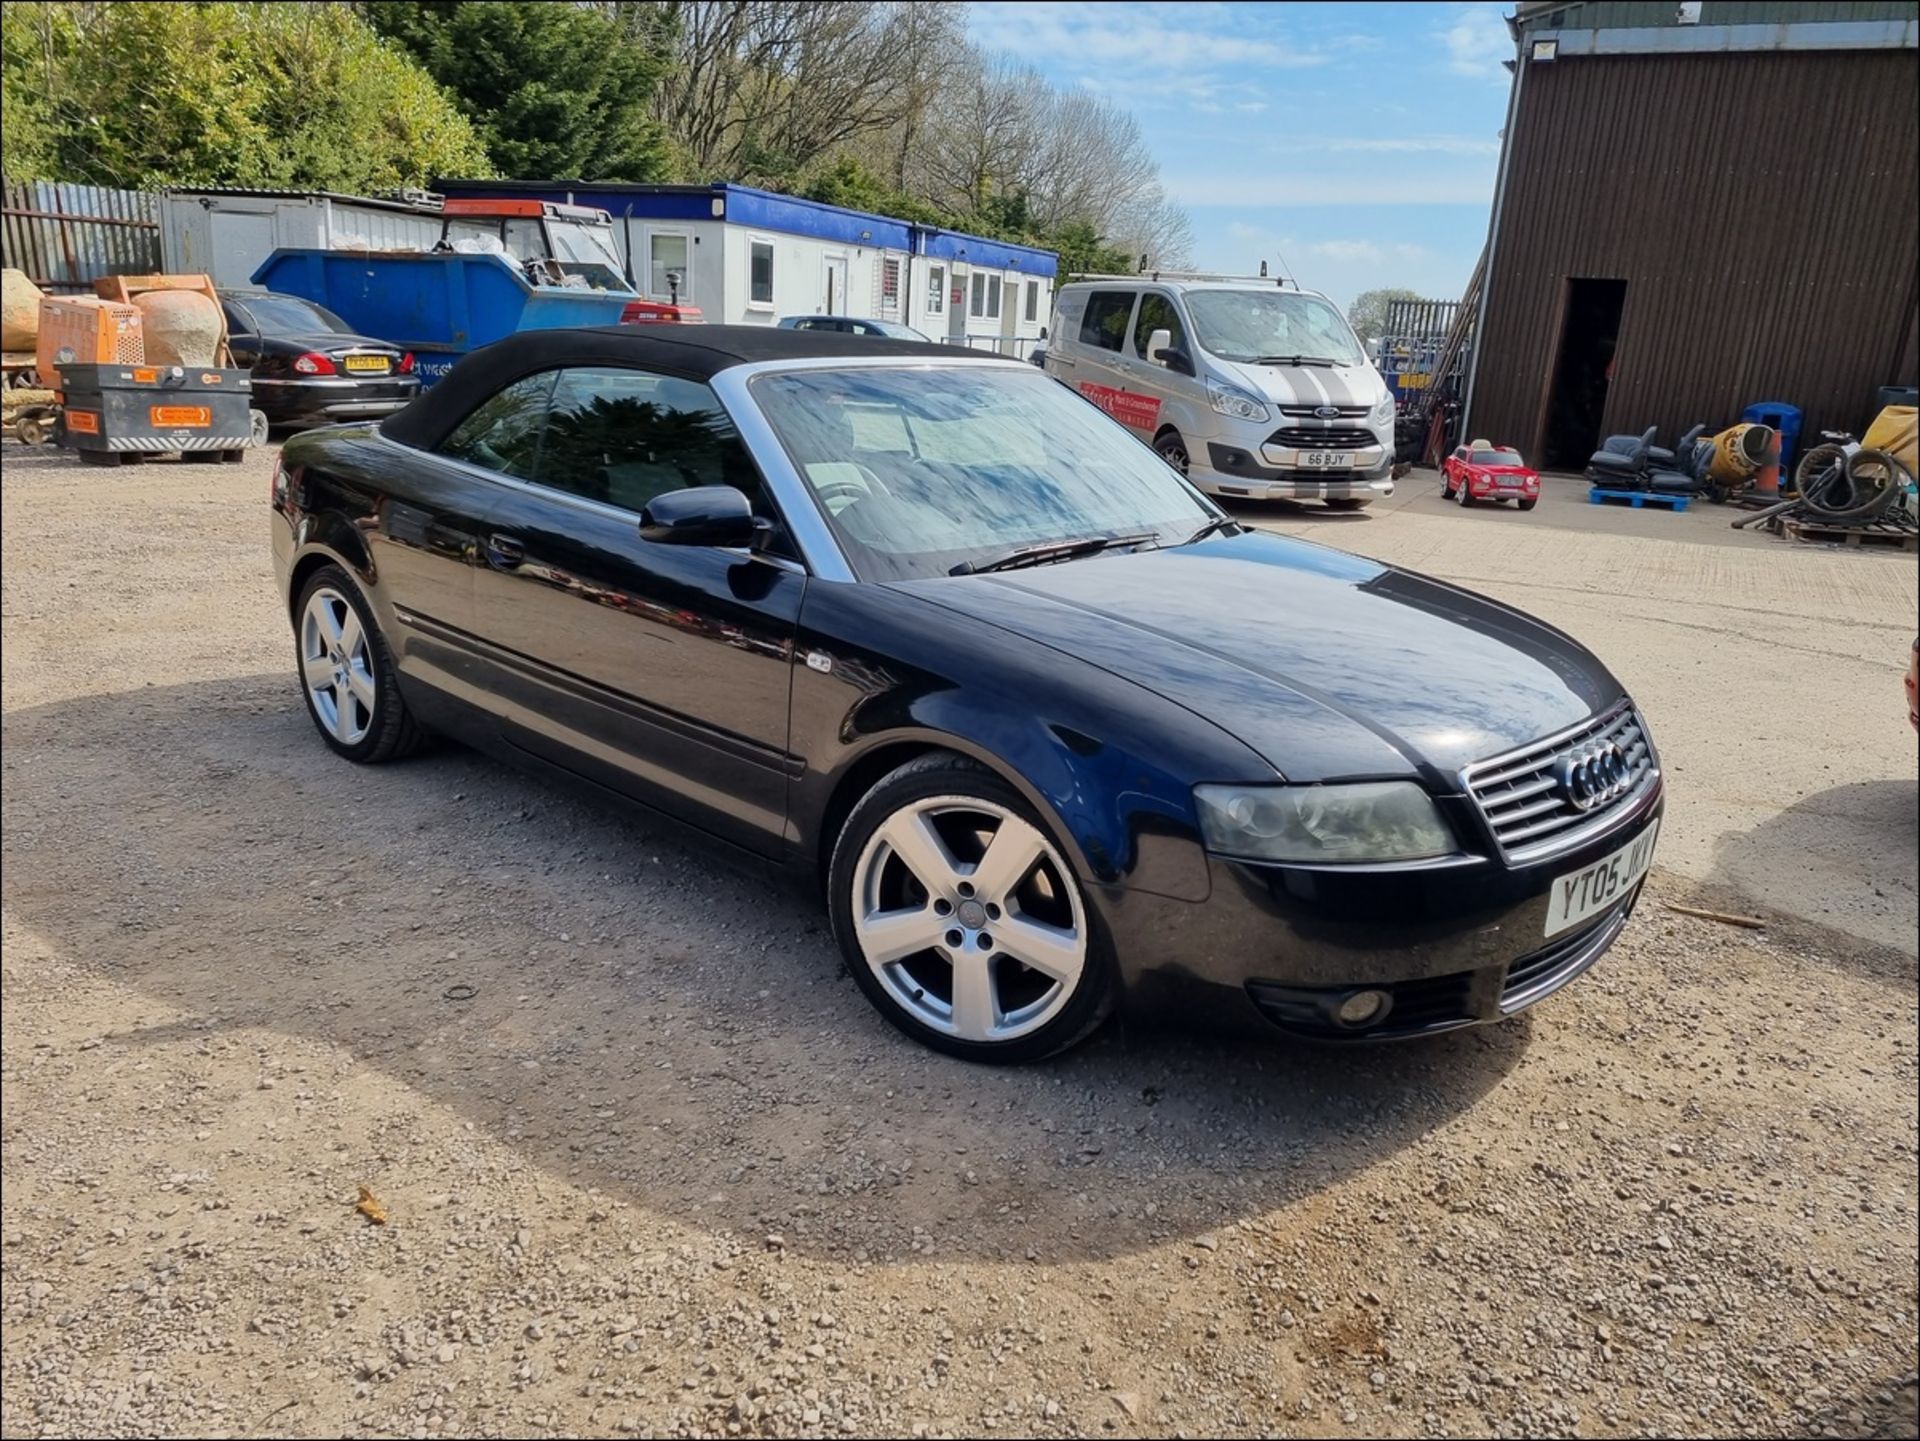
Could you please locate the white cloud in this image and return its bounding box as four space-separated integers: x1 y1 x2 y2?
1307 239 1385 265
968 1 1326 76
1329 135 1501 156
1226 220 1269 241
1168 173 1496 207
1441 6 1513 80
1394 242 1429 260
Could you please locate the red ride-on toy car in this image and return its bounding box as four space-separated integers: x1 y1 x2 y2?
1442 439 1542 510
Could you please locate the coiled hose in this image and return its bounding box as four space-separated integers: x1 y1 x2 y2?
1793 445 1911 522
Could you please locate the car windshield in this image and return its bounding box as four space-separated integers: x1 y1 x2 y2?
1185 290 1365 365
1472 448 1523 464
239 294 354 335
750 365 1215 582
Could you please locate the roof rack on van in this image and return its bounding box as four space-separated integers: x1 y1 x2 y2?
1067 268 1298 288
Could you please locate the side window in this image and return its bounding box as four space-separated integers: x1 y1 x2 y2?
438 371 556 479
1132 293 1186 357
221 300 256 336
969 273 986 318
927 264 945 316
1078 290 1135 352
749 240 774 306
537 367 770 517
1025 280 1040 324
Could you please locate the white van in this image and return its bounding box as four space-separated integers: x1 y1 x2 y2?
1044 274 1395 508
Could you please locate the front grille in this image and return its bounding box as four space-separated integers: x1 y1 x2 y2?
1278 404 1370 419
1500 901 1630 1012
1269 426 1379 449
1465 705 1656 860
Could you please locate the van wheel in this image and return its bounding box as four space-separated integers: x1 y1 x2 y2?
1153 430 1190 476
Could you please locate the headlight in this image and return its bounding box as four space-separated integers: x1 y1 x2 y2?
1372 393 1397 424
1206 379 1270 423
1194 782 1456 862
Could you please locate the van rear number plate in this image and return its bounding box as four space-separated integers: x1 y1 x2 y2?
1301 451 1350 468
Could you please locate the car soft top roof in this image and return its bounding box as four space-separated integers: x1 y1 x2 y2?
380 324 963 450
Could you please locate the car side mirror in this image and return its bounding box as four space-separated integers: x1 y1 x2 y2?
1146 327 1173 364
640 485 758 547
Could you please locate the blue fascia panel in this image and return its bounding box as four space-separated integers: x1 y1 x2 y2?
717 185 915 250
918 229 1060 278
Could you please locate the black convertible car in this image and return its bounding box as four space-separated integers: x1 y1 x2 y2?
272 326 1663 1063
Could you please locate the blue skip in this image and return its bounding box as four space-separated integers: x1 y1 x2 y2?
1589 487 1690 512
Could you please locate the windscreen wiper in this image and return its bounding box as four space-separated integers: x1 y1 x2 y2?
1181 515 1237 546
950 531 1159 577
1253 354 1340 367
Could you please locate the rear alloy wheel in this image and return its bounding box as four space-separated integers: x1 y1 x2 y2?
830 756 1113 1062
294 564 429 763
1153 430 1190 476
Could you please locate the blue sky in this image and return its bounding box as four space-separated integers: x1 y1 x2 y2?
965 1 1516 308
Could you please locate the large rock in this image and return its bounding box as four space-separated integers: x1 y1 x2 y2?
132 289 222 367
2 268 44 351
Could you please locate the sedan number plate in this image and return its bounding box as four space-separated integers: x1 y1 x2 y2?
1300 451 1351 469
343 355 390 373
1545 819 1658 937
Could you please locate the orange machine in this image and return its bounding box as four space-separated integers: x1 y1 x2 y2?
35 296 143 391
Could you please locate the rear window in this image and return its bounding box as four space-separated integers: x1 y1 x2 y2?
1077 291 1135 353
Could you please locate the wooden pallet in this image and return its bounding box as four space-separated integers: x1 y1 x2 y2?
1589 487 1690 512
1776 516 1919 551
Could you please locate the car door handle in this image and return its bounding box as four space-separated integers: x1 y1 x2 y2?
485 533 525 569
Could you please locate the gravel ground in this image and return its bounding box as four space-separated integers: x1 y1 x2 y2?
3 444 1916 1440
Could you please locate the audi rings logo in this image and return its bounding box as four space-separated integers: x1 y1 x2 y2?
1553 743 1633 812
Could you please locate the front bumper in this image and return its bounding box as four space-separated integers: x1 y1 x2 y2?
1093 777 1664 1040
252 375 418 427
1198 442 1394 500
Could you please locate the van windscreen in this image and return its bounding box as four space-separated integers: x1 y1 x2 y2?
1186 291 1364 366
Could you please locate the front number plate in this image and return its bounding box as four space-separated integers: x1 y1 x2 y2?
1300 451 1351 468
1545 819 1658 937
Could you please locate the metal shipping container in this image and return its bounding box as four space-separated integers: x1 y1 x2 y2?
159 190 450 291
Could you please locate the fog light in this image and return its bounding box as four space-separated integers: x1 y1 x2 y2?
1335 988 1391 1027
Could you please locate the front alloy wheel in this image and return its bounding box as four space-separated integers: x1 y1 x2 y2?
830 757 1113 1062
1154 431 1190 476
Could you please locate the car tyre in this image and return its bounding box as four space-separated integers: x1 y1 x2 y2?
828 753 1115 1064
293 563 430 763
1518 497 1538 511
1152 429 1190 477
1457 482 1476 507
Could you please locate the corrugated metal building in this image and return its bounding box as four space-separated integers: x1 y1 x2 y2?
1465 1 1919 468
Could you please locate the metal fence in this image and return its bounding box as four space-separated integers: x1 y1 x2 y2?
1383 297 1459 338
2 180 161 295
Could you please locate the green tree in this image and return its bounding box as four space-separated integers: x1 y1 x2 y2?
1347 286 1424 342
1049 220 1133 279
367 1 672 180
0 1 489 190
